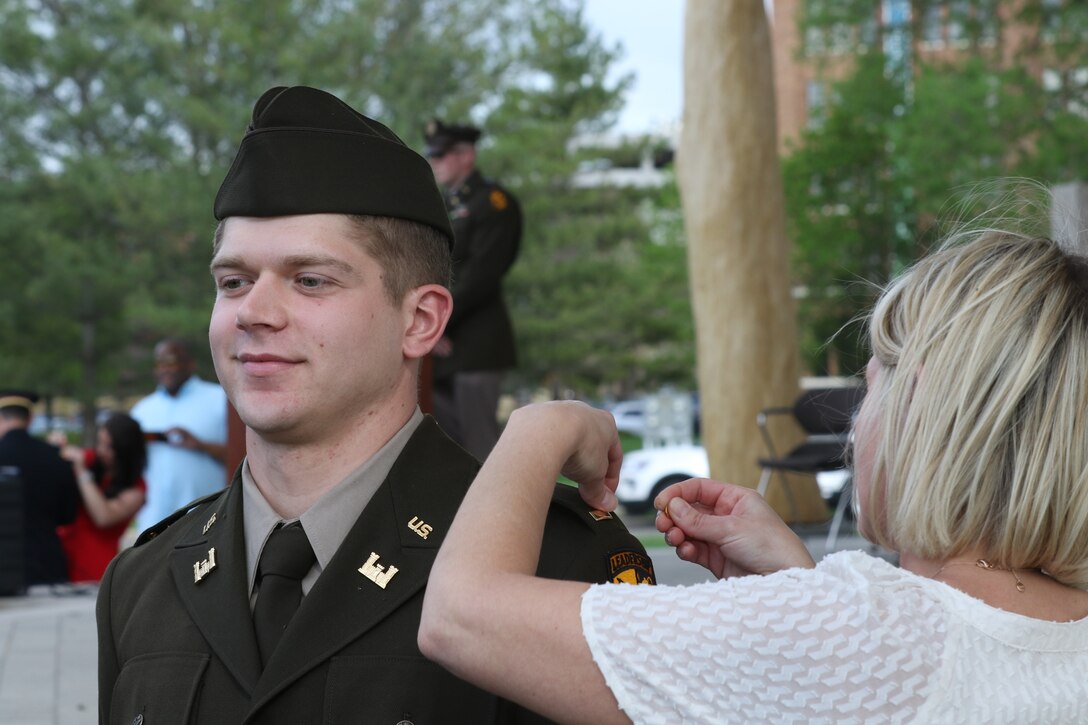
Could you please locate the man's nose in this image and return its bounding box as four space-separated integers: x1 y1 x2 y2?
235 277 288 330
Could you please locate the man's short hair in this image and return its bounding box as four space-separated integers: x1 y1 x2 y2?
346 215 451 303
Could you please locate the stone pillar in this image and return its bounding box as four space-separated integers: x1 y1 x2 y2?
678 1 826 521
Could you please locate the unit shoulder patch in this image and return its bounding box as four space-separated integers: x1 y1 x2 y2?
608 549 656 585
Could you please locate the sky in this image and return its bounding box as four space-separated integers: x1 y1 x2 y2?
581 0 685 136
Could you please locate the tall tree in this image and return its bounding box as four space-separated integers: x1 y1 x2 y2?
680 2 823 520
783 0 1088 374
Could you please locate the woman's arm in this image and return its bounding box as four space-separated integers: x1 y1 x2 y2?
419 402 630 724
75 470 145 528
60 447 145 528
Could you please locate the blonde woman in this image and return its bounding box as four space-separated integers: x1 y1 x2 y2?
420 229 1088 723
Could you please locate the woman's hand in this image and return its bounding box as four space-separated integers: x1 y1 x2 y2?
57 444 84 468
655 478 815 579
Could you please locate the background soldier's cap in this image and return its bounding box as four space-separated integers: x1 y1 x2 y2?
214 86 454 248
0 390 39 413
424 118 482 158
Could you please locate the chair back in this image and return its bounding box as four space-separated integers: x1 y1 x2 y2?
792 386 866 436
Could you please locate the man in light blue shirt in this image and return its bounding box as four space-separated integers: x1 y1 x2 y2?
131 338 228 532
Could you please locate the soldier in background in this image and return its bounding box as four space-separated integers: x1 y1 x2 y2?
425 119 521 460
0 390 79 586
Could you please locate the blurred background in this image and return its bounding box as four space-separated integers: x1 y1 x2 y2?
1 0 1085 446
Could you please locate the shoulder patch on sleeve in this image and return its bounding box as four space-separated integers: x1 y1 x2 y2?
489 189 508 210
608 549 656 585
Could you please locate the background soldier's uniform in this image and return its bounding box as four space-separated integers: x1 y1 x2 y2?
0 391 79 586
97 417 654 724
426 120 522 459
436 168 521 381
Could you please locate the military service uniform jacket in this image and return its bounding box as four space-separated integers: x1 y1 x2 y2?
0 428 79 585
434 169 521 380
97 417 654 724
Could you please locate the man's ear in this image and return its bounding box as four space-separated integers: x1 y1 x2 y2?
402 284 453 360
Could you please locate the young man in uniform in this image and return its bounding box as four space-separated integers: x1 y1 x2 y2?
97 86 654 724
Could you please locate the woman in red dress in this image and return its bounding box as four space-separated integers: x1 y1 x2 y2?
56 413 147 582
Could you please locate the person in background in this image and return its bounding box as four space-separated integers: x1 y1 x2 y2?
424 119 521 459
55 413 147 582
130 338 227 532
0 390 79 586
420 226 1088 722
96 85 652 724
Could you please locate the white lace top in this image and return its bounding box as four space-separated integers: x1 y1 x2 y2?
581 550 1088 724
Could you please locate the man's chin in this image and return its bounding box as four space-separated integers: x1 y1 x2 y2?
236 405 304 443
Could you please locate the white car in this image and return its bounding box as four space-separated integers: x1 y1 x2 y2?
617 444 709 513
617 444 850 513
609 399 647 437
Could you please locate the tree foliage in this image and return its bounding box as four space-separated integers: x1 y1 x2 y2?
782 0 1088 375
0 0 692 429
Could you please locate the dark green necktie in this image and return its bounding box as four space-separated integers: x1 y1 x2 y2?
253 522 316 666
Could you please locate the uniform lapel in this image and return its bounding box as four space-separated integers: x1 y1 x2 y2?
247 419 478 714
168 479 262 695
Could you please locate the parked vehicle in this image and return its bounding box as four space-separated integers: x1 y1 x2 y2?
617 443 849 513
608 392 701 440
609 400 648 437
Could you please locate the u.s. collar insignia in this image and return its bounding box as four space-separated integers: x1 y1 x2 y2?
588 509 613 521
408 516 433 539
358 552 399 589
202 512 217 535
608 549 655 585
193 548 217 584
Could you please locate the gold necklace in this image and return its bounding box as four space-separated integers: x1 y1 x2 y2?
931 558 1026 593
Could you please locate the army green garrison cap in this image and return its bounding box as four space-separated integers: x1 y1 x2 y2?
214 86 453 247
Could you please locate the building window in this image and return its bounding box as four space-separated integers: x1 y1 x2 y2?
806 80 827 128
948 0 970 43
921 4 943 44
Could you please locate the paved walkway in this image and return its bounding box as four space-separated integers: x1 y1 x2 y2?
0 526 880 724
0 587 97 725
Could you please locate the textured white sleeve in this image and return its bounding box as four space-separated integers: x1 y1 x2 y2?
580 552 944 724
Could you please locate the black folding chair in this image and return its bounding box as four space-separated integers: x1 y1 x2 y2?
756 386 865 540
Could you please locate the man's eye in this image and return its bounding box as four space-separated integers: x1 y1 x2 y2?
218 277 247 291
297 275 326 289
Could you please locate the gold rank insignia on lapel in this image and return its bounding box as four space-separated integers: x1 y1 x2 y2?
408 516 433 540
588 509 613 521
202 512 217 535
358 552 399 589
193 547 217 584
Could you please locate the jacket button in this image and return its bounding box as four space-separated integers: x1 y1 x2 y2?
395 720 413 725
132 715 144 725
